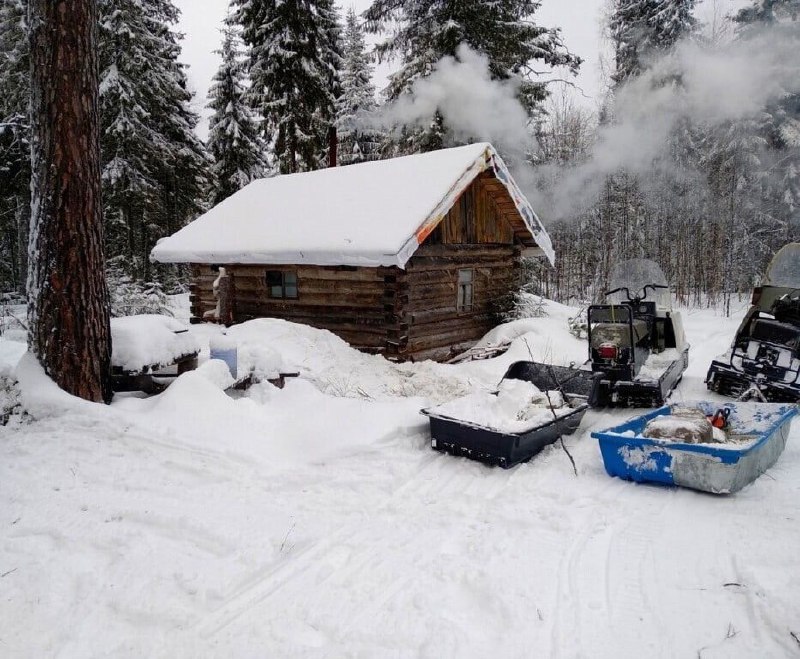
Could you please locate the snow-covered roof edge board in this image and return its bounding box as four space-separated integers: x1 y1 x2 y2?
151 142 554 269
488 152 555 266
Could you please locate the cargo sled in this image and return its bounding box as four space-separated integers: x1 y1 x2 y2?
706 243 800 402
586 259 689 407
422 361 599 468
592 401 797 494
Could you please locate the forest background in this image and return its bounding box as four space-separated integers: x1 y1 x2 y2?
1 0 797 313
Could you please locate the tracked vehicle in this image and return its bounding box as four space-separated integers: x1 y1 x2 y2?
706 243 800 402
587 259 689 407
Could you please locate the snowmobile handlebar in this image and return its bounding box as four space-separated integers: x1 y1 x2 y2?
604 283 669 303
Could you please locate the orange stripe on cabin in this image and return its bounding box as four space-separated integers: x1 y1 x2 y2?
415 218 440 244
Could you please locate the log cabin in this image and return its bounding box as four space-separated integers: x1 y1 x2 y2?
151 142 554 362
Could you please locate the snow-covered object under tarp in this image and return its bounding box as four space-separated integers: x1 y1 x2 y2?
429 379 571 435
150 142 554 268
111 314 200 373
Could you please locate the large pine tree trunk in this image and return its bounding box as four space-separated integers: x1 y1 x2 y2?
27 0 112 403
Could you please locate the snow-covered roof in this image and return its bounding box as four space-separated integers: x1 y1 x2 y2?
151 142 554 268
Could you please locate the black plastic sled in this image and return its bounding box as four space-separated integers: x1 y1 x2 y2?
422 361 600 469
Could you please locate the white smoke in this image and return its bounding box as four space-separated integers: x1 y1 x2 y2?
370 44 534 160
543 28 800 218
363 27 799 223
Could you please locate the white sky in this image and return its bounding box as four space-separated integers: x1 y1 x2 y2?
175 0 749 139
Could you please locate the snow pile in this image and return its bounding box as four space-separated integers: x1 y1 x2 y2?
472 298 588 365
428 378 572 434
111 369 425 470
239 344 284 382
14 353 99 420
635 348 683 382
0 338 26 380
216 318 478 404
111 314 200 372
194 358 237 390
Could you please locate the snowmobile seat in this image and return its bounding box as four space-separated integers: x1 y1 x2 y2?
749 318 800 350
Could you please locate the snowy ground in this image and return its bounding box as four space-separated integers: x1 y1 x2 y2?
2 296 799 658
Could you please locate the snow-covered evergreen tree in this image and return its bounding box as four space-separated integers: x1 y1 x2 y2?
234 0 342 174
0 0 30 292
207 22 267 204
335 7 384 165
735 0 800 28
98 0 211 282
610 0 697 86
364 0 580 151
733 0 800 237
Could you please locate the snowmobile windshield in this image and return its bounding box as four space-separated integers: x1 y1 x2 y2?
607 259 671 309
765 243 800 288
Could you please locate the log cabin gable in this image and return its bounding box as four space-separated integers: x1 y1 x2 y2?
425 173 517 247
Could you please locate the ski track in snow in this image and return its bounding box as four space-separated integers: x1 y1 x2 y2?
2 300 800 657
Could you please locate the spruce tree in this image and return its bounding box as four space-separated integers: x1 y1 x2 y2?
735 0 800 27
0 0 30 292
98 0 211 282
364 0 580 151
207 22 266 205
235 0 342 174
733 0 800 241
610 0 697 86
335 7 384 165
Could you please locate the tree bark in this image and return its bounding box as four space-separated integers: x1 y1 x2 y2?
28 0 112 403
15 193 29 295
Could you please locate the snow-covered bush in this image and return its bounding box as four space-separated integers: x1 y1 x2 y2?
568 307 588 339
501 289 549 322
107 258 171 318
497 256 551 322
0 293 26 337
0 376 25 426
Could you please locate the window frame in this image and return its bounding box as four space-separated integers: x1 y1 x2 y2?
266 270 299 300
457 268 474 312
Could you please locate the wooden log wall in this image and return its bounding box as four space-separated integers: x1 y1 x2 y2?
189 264 391 351
387 243 522 362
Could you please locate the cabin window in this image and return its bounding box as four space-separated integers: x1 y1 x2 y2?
266 270 298 299
457 268 473 312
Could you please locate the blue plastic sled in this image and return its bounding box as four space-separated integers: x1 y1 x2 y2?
591 401 797 494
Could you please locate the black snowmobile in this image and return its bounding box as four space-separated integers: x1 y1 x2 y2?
587 259 690 407
706 243 800 402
